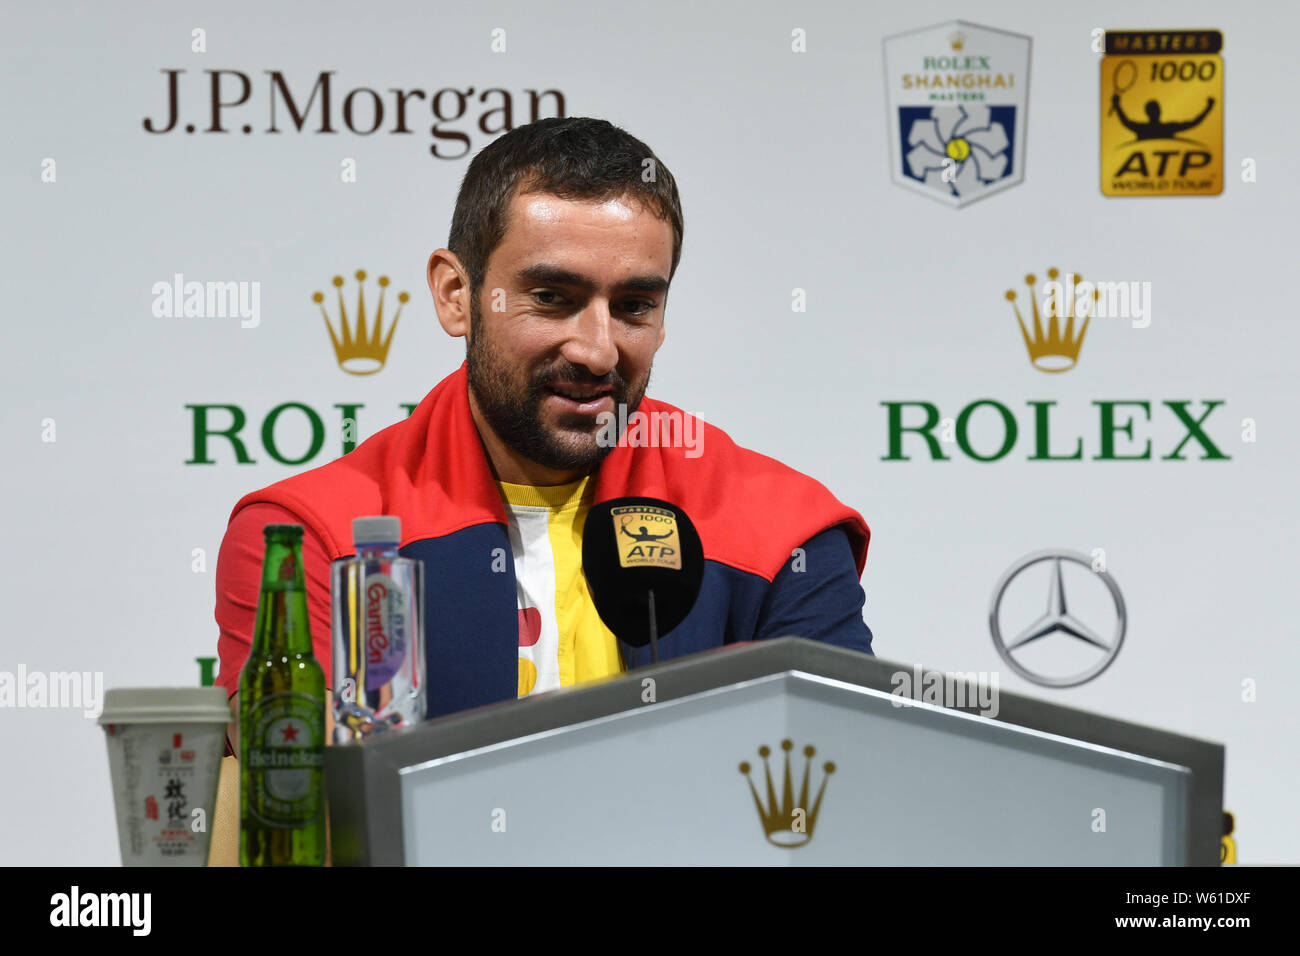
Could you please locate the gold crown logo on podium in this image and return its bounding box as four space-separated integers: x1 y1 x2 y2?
949 31 966 51
1006 267 1098 374
738 739 835 848
313 270 409 376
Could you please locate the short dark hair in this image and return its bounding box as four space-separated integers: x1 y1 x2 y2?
447 117 684 298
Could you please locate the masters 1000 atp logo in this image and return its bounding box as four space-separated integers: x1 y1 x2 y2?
1101 30 1223 196
611 505 681 570
883 21 1031 207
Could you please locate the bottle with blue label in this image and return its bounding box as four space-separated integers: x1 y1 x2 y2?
330 516 426 744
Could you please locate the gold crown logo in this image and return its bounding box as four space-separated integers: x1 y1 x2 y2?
738 739 835 848
949 30 966 51
313 270 409 376
1006 267 1098 374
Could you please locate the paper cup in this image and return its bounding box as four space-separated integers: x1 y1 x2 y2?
99 687 230 866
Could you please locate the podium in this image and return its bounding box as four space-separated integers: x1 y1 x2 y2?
324 638 1223 865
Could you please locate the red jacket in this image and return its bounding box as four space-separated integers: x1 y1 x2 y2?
215 362 871 718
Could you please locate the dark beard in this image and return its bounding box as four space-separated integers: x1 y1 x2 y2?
465 295 649 474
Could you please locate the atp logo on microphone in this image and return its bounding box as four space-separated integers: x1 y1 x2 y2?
611 505 681 570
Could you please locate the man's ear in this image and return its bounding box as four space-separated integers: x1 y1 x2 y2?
427 249 470 338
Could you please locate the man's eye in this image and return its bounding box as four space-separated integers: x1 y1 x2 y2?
532 290 565 307
620 299 657 316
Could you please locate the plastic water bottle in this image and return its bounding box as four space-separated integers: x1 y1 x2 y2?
330 516 425 744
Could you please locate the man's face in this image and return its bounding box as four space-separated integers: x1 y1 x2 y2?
465 190 673 476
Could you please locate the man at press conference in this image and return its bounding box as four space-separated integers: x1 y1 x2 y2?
211 116 873 813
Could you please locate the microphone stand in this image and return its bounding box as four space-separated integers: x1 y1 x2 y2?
647 588 659 665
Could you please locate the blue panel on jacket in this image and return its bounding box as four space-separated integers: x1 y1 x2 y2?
403 525 519 719
619 527 873 668
402 525 872 715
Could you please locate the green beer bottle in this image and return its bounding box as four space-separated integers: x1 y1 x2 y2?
239 524 326 866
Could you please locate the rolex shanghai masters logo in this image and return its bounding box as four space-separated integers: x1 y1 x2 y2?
738 739 835 848
884 21 1031 207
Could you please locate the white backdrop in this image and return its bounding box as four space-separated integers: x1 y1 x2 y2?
2 0 1296 864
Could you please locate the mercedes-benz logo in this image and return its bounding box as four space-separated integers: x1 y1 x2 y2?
988 550 1127 688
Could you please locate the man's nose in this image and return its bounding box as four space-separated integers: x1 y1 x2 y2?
562 300 618 376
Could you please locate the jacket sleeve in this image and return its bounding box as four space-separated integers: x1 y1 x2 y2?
753 526 873 654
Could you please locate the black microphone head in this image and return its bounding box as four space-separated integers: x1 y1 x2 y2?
582 497 704 647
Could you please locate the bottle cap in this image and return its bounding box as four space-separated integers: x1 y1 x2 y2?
353 515 400 545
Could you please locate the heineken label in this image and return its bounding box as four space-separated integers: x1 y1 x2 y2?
363 572 407 690
246 692 323 827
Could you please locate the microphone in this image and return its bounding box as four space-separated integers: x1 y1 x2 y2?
581 497 704 665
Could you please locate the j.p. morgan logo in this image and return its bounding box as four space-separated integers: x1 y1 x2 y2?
989 550 1126 687
143 69 566 160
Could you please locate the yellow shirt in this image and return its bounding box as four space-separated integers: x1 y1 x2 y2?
497 476 624 696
